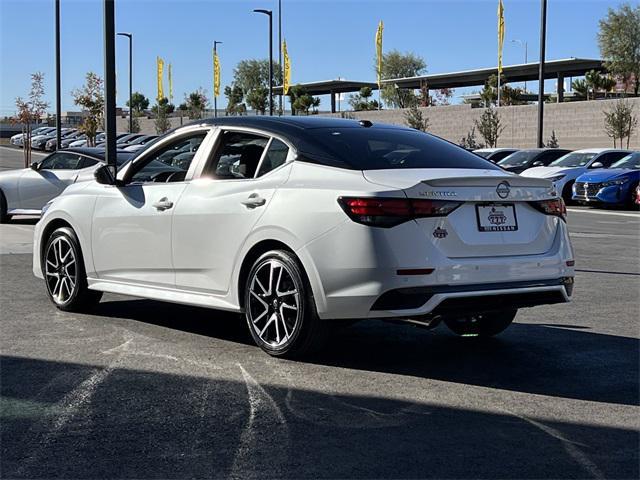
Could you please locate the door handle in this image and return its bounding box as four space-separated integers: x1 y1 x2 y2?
153 197 174 211
241 194 266 208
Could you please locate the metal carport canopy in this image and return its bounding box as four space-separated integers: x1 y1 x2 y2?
273 79 377 96
382 58 605 90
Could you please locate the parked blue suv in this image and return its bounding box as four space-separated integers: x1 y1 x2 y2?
573 152 640 207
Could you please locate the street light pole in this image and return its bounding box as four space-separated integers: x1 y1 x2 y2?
103 0 117 179
117 32 133 133
278 0 282 115
253 8 273 116
213 40 222 118
55 0 61 149
511 39 528 91
537 0 547 148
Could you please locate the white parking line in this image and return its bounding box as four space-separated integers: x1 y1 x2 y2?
567 208 640 219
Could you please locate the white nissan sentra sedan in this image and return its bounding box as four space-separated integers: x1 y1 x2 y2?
33 117 575 357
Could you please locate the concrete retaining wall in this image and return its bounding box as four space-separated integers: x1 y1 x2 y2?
120 97 640 150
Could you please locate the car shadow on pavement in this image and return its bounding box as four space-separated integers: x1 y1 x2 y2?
1 354 638 479
89 297 638 408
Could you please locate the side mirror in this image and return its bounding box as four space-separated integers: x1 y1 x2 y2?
532 161 544 167
590 162 604 169
94 164 116 185
30 161 39 170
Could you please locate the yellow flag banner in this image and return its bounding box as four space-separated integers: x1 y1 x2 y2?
497 0 505 74
282 40 291 95
168 63 173 102
376 20 384 88
213 51 221 97
157 56 165 100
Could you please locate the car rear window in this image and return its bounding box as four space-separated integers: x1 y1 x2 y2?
304 127 500 170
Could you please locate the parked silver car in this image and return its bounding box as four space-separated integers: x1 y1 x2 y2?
0 148 133 222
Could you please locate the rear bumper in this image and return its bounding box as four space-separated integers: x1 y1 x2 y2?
300 216 575 320
371 278 572 318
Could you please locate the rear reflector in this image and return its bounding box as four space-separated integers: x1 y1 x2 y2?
566 260 575 267
397 268 435 276
529 198 567 221
338 197 461 227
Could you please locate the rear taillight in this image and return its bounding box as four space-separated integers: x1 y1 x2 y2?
338 197 461 227
530 198 567 221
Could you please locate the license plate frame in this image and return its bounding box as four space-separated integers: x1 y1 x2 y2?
475 203 518 232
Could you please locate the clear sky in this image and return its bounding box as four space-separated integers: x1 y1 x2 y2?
0 0 621 115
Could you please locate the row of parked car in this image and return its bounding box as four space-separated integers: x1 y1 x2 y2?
10 127 159 153
473 147 640 208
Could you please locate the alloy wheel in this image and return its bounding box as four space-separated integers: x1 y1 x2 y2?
45 236 77 305
248 259 301 348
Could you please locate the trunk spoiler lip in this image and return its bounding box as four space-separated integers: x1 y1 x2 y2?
422 176 553 188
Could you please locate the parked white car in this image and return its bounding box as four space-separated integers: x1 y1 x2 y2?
0 148 133 221
521 149 632 201
10 127 55 146
33 117 575 357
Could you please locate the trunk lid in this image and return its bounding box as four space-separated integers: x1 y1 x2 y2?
363 168 559 258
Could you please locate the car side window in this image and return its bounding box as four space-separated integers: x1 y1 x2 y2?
129 132 207 184
600 152 628 167
544 151 565 164
256 139 289 177
490 151 512 162
206 131 269 179
39 152 83 170
79 157 99 169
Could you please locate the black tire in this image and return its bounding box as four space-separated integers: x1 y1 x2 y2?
43 227 102 312
444 309 517 337
561 181 575 205
0 190 11 224
628 183 640 210
244 250 327 358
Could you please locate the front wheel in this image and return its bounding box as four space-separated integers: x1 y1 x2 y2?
44 227 102 311
244 250 327 358
444 309 517 337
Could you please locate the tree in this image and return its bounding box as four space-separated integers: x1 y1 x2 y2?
571 78 589 99
597 3 640 95
459 127 484 150
348 86 379 111
475 108 504 148
287 85 320 115
151 97 175 115
404 104 430 132
232 59 282 113
431 88 454 106
153 97 173 134
224 85 246 115
246 86 269 114
126 92 150 115
480 74 525 106
183 88 208 119
603 99 638 148
14 72 49 167
379 50 426 108
546 130 560 148
72 72 104 146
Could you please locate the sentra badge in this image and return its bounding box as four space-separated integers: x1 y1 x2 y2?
419 191 457 198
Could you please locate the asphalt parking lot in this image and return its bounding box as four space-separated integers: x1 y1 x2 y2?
1 146 639 479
